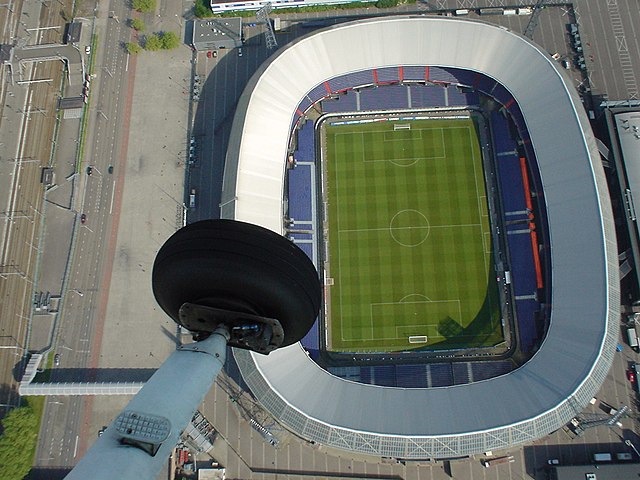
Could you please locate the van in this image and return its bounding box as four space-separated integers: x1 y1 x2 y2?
627 327 639 351
593 453 612 462
479 7 504 15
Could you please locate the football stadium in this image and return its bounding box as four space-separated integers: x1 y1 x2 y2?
221 16 619 459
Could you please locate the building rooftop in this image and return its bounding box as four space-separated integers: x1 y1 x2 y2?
553 463 640 480
191 18 242 50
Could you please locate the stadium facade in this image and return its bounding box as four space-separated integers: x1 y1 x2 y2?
220 16 619 458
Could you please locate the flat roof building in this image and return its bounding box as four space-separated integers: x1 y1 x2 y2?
552 463 640 480
191 18 242 51
65 21 82 44
606 107 640 294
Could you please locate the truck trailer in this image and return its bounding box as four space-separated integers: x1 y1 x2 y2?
481 455 514 467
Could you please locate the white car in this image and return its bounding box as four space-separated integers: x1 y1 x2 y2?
85 45 91 55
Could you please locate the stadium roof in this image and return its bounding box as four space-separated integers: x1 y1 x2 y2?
222 16 619 458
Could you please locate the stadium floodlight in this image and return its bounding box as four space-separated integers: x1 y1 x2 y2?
65 219 321 480
256 3 277 50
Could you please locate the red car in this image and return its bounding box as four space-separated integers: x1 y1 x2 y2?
206 51 212 58
80 213 87 224
628 369 636 384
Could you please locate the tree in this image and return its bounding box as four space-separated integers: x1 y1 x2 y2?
194 0 213 18
126 42 142 54
132 0 156 13
130 18 145 31
0 404 39 479
144 33 161 51
160 31 180 50
375 0 398 7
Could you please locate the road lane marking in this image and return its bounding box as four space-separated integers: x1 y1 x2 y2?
109 180 116 214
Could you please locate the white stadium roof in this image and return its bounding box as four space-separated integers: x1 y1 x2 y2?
221 16 619 458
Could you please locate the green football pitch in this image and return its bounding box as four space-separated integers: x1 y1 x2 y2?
322 116 503 353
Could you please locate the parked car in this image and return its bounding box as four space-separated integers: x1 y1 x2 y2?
80 213 87 224
206 51 212 58
85 45 91 55
108 165 113 174
86 165 93 176
54 353 60 366
98 426 107 437
628 369 636 384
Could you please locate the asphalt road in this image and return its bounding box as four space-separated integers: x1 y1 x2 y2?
189 35 263 221
31 0 137 473
575 0 640 102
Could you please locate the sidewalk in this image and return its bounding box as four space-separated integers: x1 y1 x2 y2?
82 41 194 451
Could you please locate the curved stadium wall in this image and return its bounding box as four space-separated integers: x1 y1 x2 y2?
221 16 620 458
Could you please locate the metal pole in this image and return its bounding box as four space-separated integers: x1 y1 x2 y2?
625 439 640 458
65 328 230 480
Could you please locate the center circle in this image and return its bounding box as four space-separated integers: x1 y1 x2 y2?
389 210 430 247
